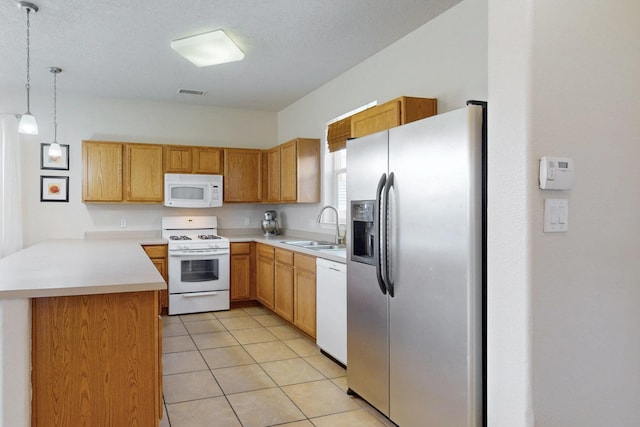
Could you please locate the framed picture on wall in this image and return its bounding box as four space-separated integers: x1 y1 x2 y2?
40 143 70 170
40 176 69 202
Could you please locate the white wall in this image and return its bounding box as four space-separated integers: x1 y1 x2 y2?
277 0 488 233
529 1 640 425
0 92 279 246
489 0 640 426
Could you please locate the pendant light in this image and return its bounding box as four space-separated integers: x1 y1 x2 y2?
48 67 62 161
17 1 39 135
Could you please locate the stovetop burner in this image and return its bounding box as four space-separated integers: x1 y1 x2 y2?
169 235 192 240
197 234 220 240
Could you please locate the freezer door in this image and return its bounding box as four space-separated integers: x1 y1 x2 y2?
346 130 390 415
387 106 484 426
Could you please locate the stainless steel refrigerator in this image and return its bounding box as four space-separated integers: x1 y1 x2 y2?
346 102 486 426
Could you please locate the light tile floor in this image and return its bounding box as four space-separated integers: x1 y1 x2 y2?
161 306 395 427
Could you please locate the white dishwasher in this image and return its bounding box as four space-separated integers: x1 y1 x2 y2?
316 258 347 365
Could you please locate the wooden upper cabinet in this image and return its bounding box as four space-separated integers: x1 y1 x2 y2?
265 138 320 204
224 148 263 203
124 143 164 202
193 147 223 174
82 141 123 202
83 140 164 203
265 146 281 203
280 140 298 202
164 145 192 173
350 96 438 138
165 146 223 174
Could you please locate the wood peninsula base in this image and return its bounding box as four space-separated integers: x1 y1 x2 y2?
31 290 161 427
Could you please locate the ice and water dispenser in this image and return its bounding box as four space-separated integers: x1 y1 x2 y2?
351 200 376 265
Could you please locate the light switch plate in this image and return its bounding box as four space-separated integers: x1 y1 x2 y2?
544 198 568 232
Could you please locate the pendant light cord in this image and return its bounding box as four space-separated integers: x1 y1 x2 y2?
25 7 32 114
53 68 57 142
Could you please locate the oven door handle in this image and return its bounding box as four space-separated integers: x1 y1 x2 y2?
180 291 221 297
168 250 230 257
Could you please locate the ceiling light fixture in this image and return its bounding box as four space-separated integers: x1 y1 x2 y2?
47 67 62 161
171 30 244 67
17 1 39 135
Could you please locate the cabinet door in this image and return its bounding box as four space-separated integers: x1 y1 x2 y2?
265 146 281 202
255 244 274 309
82 141 123 202
230 243 253 301
294 138 321 203
280 140 297 202
294 267 317 338
193 147 223 174
164 145 193 173
150 258 168 310
274 261 294 321
224 148 263 202
294 253 316 337
231 254 252 301
274 248 294 321
142 245 168 311
124 144 164 202
351 100 401 138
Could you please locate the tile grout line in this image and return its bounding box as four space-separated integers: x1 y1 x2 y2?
162 308 359 427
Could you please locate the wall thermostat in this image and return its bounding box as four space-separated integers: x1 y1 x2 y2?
539 156 575 190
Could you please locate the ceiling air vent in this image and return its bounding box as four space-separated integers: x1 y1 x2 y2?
177 88 207 96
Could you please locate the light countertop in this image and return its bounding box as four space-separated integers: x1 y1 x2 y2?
220 231 347 264
0 239 166 299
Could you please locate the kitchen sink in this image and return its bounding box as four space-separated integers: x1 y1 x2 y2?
281 240 345 251
281 240 319 246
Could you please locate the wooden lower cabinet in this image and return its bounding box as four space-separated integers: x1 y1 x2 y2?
230 242 254 301
255 244 275 309
31 290 161 427
142 244 168 310
239 242 318 338
293 253 317 337
274 248 294 322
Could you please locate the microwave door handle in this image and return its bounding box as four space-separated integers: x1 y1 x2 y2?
375 173 387 295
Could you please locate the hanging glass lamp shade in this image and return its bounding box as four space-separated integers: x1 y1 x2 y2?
18 113 38 134
47 67 62 161
17 1 39 135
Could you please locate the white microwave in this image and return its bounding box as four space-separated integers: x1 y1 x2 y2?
164 174 223 208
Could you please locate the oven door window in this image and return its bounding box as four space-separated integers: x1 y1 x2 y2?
180 258 219 282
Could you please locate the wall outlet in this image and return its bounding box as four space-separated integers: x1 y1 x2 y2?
120 219 127 228
244 217 251 226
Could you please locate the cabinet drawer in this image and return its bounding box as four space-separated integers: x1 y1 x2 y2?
142 244 167 258
231 242 251 255
257 244 274 259
275 248 294 265
294 253 316 273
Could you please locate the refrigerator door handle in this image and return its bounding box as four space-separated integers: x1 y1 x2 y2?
383 171 395 297
375 173 388 295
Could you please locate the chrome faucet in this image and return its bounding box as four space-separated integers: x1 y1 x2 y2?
316 205 344 244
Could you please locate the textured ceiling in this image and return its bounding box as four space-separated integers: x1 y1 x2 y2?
0 0 462 111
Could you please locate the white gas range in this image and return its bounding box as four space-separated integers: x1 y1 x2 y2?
161 216 230 315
